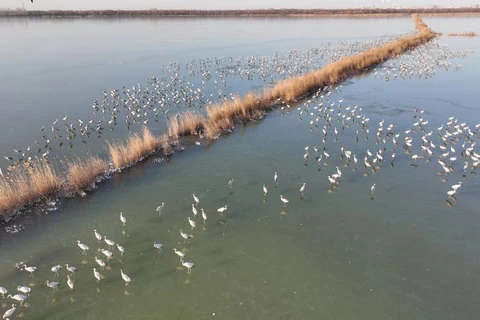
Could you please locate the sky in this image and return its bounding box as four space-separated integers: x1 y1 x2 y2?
2 0 479 10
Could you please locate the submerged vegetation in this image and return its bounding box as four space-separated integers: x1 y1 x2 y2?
0 15 436 219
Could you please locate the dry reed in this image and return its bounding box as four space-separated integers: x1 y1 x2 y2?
0 159 61 216
66 155 108 193
108 126 162 170
447 32 478 37
168 112 206 138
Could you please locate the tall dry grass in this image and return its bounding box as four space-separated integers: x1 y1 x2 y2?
107 126 171 170
168 112 206 139
66 155 108 193
447 32 478 37
0 159 61 216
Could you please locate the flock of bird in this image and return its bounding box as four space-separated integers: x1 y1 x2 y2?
2 34 469 173
1 31 477 319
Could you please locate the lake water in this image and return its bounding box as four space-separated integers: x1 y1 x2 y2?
1 16 480 320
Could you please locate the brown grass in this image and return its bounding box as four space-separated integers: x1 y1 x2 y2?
447 32 478 37
108 126 162 170
158 133 172 155
168 112 206 138
66 155 108 193
0 159 61 216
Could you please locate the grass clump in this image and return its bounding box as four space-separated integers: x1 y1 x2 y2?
66 155 108 193
0 159 61 216
108 126 161 170
168 112 206 139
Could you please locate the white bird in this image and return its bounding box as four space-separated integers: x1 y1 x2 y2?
191 204 198 217
447 189 457 197
104 236 115 249
51 265 62 277
120 212 127 226
217 205 228 214
201 208 207 223
274 172 278 185
93 268 102 283
182 261 195 274
45 280 60 292
95 257 106 270
192 194 199 205
0 287 7 298
7 294 27 306
371 183 376 195
120 270 131 286
65 264 78 276
153 242 163 253
451 182 462 191
101 249 113 260
280 195 289 207
180 229 193 243
187 217 196 230
23 265 37 277
2 304 16 319
262 185 268 196
228 178 234 189
300 183 306 197
16 286 31 296
93 229 102 242
77 240 89 255
173 248 186 262
117 243 125 256
67 275 74 290
155 202 165 215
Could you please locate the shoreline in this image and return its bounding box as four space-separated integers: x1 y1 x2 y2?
1 8 480 18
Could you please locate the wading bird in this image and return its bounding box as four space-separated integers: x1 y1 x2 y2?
45 280 60 292
173 248 186 262
67 275 74 290
77 240 89 255
120 270 131 286
182 261 195 274
23 265 37 277
120 212 127 226
153 242 163 253
2 304 16 319
280 195 289 207
65 264 78 276
93 268 102 283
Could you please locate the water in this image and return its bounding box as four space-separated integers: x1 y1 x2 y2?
1 16 480 320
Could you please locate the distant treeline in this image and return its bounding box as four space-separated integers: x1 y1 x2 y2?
1 7 480 18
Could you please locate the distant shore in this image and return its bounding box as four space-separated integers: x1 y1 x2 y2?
1 8 480 18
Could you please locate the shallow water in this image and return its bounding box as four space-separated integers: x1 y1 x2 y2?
1 16 480 320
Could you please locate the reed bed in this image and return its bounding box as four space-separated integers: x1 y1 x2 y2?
66 155 108 193
108 126 163 170
168 112 206 139
447 32 478 37
0 159 61 216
